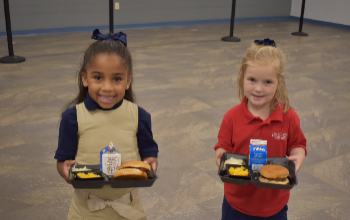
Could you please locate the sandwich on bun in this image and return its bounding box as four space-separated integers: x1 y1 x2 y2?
114 161 151 180
259 164 289 185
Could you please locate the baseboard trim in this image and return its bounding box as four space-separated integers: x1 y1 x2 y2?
1 16 349 37
290 16 350 31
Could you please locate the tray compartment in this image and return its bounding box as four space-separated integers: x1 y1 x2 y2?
70 165 158 189
226 164 251 180
75 171 104 180
218 153 297 190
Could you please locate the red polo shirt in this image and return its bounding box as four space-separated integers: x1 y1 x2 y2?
214 97 307 217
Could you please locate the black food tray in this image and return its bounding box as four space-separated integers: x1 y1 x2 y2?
218 153 297 190
70 165 158 189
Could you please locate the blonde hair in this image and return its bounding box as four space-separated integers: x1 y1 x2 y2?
237 42 292 114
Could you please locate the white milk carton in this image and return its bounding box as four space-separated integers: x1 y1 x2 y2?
100 142 121 176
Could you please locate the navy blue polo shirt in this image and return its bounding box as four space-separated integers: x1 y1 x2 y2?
54 93 158 161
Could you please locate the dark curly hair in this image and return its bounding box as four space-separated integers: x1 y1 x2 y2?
63 39 135 111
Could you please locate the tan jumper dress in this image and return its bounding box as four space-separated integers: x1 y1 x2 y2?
67 100 146 220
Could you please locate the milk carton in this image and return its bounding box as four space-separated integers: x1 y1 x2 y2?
248 139 267 171
100 142 121 176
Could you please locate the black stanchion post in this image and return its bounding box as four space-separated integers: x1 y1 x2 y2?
109 0 114 34
222 0 240 42
292 0 308 36
0 0 25 64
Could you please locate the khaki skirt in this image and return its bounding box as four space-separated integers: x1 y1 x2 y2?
67 187 146 220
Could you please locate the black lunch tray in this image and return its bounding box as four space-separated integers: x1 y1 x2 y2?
70 165 158 189
218 153 298 190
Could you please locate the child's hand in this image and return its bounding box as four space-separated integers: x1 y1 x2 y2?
57 160 76 184
215 148 227 167
287 147 306 173
142 157 158 172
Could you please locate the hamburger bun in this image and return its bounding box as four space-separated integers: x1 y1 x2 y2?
119 161 151 175
259 175 289 185
114 168 148 180
259 164 290 185
114 161 151 180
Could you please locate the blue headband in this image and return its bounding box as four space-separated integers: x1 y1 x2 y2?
91 29 127 47
254 38 276 47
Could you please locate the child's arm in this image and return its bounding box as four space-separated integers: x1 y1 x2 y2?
286 110 307 173
287 147 305 173
142 157 158 172
214 110 235 167
55 107 79 183
138 107 159 172
57 159 76 184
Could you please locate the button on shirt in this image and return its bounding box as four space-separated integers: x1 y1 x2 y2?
214 97 306 217
55 93 158 161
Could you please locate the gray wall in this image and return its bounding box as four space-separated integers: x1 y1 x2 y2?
0 0 291 32
291 0 350 26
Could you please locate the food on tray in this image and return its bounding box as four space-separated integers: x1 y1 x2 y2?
114 161 151 180
259 164 289 185
76 172 101 179
229 166 250 176
224 157 244 166
72 166 91 172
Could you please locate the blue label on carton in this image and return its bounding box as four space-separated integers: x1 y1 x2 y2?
249 140 267 171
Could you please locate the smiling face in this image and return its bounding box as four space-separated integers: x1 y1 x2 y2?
81 53 131 109
243 63 278 114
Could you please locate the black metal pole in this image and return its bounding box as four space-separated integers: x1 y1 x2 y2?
229 0 236 36
4 0 13 56
298 0 306 32
0 0 25 63
109 0 113 34
222 0 240 42
292 0 308 36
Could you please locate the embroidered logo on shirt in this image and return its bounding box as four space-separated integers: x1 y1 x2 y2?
272 132 287 140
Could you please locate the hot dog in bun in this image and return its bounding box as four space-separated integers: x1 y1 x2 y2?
259 164 289 185
114 161 151 180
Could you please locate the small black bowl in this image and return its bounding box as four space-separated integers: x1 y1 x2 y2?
226 164 251 180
